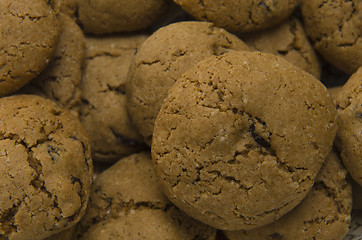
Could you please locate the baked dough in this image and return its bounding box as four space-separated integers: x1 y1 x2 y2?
152 51 338 230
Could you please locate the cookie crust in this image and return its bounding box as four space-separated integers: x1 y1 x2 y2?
0 95 93 240
0 0 60 96
152 51 338 230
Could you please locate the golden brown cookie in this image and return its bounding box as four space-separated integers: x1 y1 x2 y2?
127 21 250 145
75 152 216 240
335 67 362 186
241 17 321 79
0 95 93 240
18 13 84 116
76 0 169 34
173 0 299 33
224 150 352 240
152 51 338 230
0 0 60 97
79 34 148 162
301 0 362 74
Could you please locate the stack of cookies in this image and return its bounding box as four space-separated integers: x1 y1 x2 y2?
0 0 361 240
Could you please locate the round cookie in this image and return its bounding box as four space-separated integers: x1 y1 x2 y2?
76 0 169 34
301 0 362 74
335 67 362 186
0 95 93 240
173 0 299 33
75 152 216 240
152 51 338 230
224 151 352 240
127 21 250 145
18 13 84 116
240 17 321 79
79 34 148 162
0 0 60 97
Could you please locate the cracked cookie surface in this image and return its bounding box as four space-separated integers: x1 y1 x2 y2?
224 150 352 240
152 51 338 230
126 21 250 146
0 0 60 97
0 95 93 240
76 0 169 34
75 152 216 240
173 0 298 33
241 17 321 79
335 67 362 186
79 34 148 162
18 13 84 116
301 0 362 74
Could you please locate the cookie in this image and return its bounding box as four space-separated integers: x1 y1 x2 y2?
335 67 362 186
301 0 362 74
152 51 338 230
76 0 169 34
224 150 352 240
18 13 84 116
173 0 299 33
0 95 93 240
79 34 148 162
0 0 60 97
127 21 250 145
240 17 321 79
75 152 216 240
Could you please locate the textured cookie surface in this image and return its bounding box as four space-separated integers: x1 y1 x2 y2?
79 34 147 162
127 21 250 145
0 95 93 240
224 151 352 240
19 13 84 115
77 0 168 34
335 67 362 186
173 0 298 33
152 51 338 230
301 0 362 74
241 17 321 78
76 152 216 240
0 0 60 96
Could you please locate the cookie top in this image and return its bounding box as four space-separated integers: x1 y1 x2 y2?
335 67 362 186
224 150 352 240
79 34 148 162
0 95 93 240
127 21 250 145
152 51 338 230
301 0 362 74
18 13 84 116
77 0 169 34
76 152 216 240
173 0 299 33
0 0 60 97
241 17 321 79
